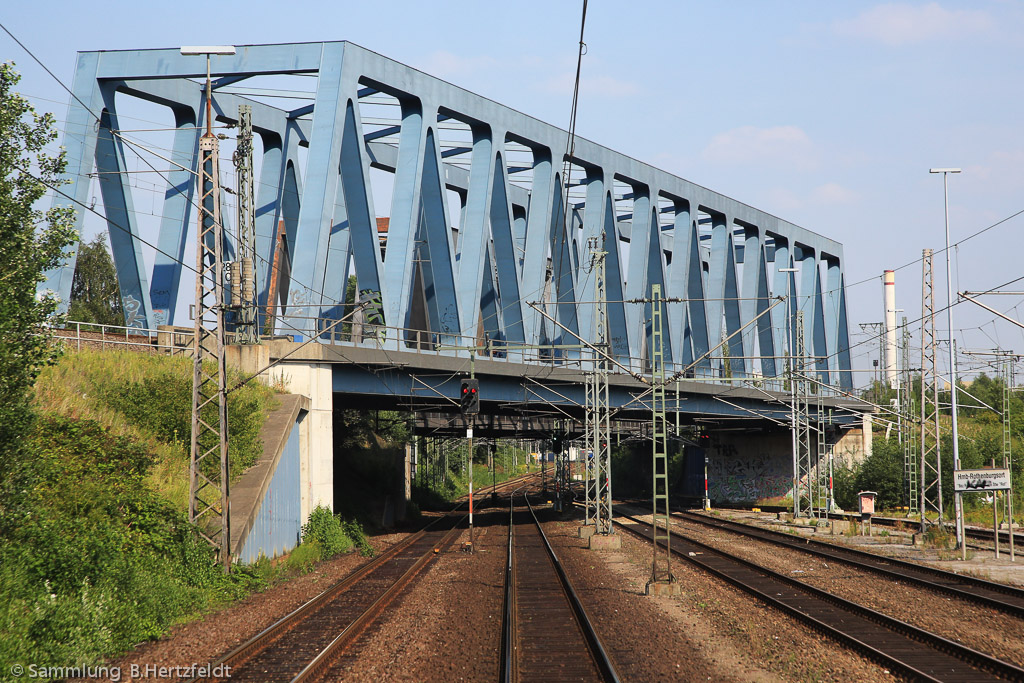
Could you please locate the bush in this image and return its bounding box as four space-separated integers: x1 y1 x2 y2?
97 359 276 478
285 541 322 574
342 519 374 557
301 506 352 558
0 415 263 673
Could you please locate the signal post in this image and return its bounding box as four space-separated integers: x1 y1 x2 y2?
461 376 479 552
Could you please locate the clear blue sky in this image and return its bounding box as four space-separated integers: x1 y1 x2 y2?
4 1 1023 387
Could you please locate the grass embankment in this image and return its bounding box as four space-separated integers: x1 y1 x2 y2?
1 349 369 674
32 349 275 508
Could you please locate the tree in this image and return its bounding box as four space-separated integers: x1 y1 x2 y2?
68 233 124 326
0 61 78 523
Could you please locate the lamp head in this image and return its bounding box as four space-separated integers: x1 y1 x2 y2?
180 46 236 56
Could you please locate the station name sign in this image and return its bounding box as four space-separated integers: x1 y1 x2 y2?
954 468 1011 492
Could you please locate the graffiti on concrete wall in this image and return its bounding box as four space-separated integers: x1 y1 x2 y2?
707 437 792 503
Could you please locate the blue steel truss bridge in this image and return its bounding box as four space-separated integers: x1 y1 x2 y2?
44 41 862 431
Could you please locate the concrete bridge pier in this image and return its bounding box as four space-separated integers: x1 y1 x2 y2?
228 344 335 521
266 361 334 520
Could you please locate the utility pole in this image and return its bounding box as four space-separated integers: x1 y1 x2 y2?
231 104 258 344
920 248 944 534
586 236 614 537
794 311 815 518
183 45 235 572
901 317 919 516
647 284 674 593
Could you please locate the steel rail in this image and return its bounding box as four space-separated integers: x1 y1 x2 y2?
669 508 1024 618
188 472 538 683
520 494 621 683
720 503 1024 547
291 519 466 681
619 513 1024 682
499 491 515 683
189 527 434 682
499 478 538 683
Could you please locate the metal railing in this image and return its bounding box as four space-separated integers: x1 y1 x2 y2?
51 321 193 353
271 312 835 394
49 316 840 398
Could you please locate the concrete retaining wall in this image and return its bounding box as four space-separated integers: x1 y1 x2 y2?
232 394 309 563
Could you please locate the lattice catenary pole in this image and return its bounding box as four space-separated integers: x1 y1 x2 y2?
1002 356 1015 561
232 104 258 344
794 311 814 518
648 284 673 588
901 316 919 515
920 249 944 533
584 370 597 525
587 235 614 535
189 56 231 571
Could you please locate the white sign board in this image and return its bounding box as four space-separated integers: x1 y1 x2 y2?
954 468 1011 492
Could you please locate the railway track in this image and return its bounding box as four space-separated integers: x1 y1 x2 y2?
667 508 1024 619
618 513 1024 682
720 503 1024 549
501 492 620 683
188 472 539 683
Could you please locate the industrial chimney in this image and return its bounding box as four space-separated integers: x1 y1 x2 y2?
884 270 897 386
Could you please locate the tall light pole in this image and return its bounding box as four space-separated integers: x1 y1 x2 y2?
930 167 964 555
781 266 799 516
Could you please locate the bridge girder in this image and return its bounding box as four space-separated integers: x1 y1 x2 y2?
46 41 852 389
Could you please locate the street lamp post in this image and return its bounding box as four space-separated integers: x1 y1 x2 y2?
781 266 799 516
930 167 964 557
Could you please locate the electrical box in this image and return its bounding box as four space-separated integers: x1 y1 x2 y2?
858 491 877 518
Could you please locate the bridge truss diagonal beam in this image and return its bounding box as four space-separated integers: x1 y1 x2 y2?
46 41 852 390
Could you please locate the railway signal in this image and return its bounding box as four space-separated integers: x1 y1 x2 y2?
460 379 479 415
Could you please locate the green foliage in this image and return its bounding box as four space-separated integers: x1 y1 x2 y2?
836 413 1024 516
0 61 78 532
855 436 905 509
335 409 411 451
68 233 123 326
301 505 352 558
95 355 276 479
833 436 916 511
341 274 357 338
295 506 372 567
342 519 374 557
0 415 267 671
831 459 860 511
285 541 322 574
3 344 286 670
411 440 531 510
923 525 952 549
